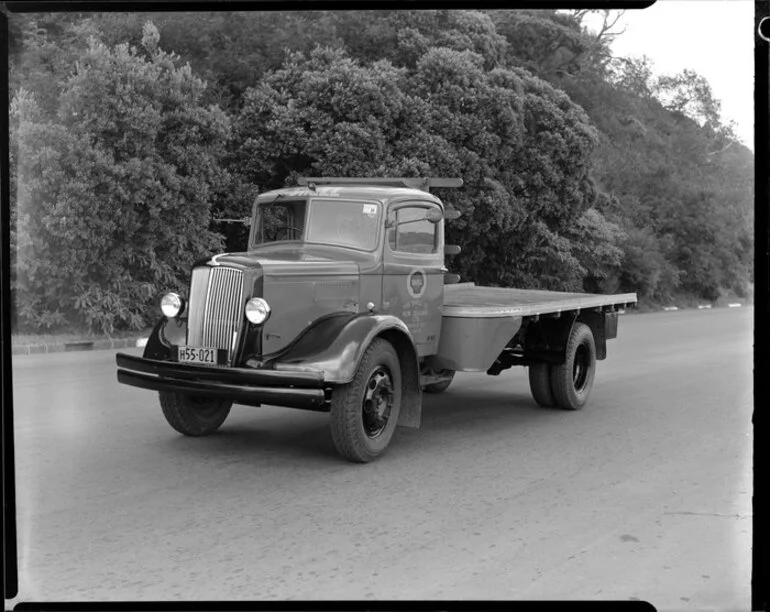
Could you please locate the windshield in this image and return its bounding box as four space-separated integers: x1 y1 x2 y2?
252 198 381 251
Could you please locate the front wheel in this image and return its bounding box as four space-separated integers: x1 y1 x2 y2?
330 338 402 463
549 322 596 410
159 392 232 436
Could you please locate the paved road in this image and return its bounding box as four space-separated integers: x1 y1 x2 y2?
10 308 753 609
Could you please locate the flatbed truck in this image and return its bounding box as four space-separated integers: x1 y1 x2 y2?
116 177 637 462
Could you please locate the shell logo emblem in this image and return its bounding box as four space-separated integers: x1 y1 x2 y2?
407 269 427 299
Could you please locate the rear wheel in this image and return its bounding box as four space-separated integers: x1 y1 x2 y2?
528 363 556 407
160 392 232 436
330 338 402 463
549 323 596 410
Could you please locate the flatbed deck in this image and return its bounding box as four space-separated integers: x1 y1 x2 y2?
442 284 637 318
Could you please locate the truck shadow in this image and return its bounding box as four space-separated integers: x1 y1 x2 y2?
159 387 560 464
393 389 573 459
417 388 562 435
162 411 342 463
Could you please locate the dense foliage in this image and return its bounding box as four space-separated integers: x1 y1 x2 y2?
233 45 602 290
8 9 754 333
11 22 230 332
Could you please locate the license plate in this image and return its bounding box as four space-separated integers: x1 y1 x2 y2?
177 346 221 365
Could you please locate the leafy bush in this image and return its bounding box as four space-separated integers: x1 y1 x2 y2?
12 23 230 333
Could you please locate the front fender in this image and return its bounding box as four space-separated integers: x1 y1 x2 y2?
142 317 188 360
270 313 422 428
269 313 410 383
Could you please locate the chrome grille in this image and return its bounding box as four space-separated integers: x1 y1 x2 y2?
187 266 244 356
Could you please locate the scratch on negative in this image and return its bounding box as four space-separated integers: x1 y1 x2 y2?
663 511 751 518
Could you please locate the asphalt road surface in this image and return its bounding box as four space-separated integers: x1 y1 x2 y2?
10 307 753 609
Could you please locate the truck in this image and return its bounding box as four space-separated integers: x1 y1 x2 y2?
116 177 637 462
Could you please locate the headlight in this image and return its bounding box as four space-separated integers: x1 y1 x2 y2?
245 297 271 324
160 293 184 318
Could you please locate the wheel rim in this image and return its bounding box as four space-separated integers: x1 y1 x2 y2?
362 366 394 439
573 344 590 392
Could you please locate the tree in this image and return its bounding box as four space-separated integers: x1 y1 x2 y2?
8 13 98 118
559 43 753 303
488 10 592 79
566 207 626 293
92 11 343 109
328 10 508 70
12 23 231 333
568 9 626 75
607 54 657 99
618 226 681 301
90 10 510 108
654 69 721 129
234 45 601 290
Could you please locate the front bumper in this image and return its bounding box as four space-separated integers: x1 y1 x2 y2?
116 353 328 411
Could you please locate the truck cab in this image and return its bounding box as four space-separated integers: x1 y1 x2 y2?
116 177 636 462
247 178 454 359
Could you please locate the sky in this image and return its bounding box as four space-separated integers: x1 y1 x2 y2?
582 0 755 149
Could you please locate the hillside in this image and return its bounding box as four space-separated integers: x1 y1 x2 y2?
7 9 754 333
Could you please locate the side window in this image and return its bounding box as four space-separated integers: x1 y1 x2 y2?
387 206 438 254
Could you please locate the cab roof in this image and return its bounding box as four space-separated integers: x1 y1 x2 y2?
256 184 446 207
256 177 463 208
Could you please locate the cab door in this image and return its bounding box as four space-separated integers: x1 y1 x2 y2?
382 201 444 357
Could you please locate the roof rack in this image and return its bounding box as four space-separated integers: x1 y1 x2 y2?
297 177 463 193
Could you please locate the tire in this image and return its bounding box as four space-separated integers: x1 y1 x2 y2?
549 322 596 411
528 363 556 407
159 392 232 436
330 338 402 463
423 370 455 394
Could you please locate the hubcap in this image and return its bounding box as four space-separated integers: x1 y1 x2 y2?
362 367 394 439
572 344 590 392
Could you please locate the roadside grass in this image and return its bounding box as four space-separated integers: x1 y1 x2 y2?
11 327 152 347
632 291 751 314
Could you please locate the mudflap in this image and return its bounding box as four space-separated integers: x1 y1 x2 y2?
398 392 421 429
378 328 421 429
